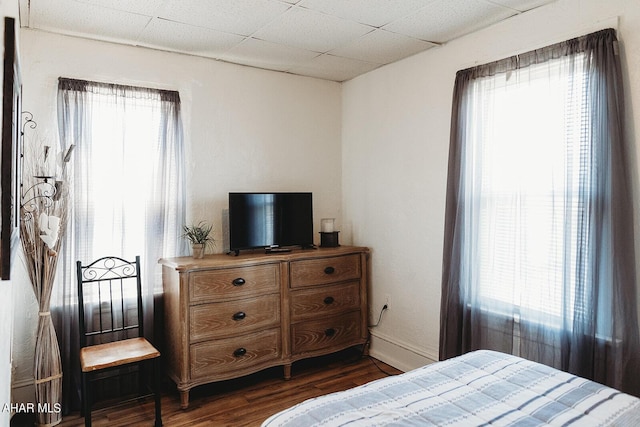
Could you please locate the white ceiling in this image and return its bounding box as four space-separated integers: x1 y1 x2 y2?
19 0 555 82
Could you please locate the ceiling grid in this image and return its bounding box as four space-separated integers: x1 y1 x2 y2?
20 0 555 82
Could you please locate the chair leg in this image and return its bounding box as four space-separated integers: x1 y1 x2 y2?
154 358 162 427
81 371 92 427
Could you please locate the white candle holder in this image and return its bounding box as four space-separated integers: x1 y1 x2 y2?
320 218 339 247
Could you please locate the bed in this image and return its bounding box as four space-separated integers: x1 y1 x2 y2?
262 350 640 426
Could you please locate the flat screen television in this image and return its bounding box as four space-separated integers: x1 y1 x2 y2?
229 192 314 254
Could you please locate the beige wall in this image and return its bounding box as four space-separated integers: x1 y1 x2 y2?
343 0 640 370
13 28 343 403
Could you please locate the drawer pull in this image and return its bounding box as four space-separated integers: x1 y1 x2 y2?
325 328 336 337
232 278 246 286
232 311 246 321
324 266 335 275
323 296 335 305
233 347 247 357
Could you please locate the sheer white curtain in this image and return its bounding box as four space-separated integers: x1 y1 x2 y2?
440 29 640 396
55 78 187 409
462 51 588 337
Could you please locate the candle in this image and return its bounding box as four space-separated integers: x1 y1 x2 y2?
321 218 335 233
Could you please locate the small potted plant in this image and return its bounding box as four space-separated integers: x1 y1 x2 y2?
182 221 215 259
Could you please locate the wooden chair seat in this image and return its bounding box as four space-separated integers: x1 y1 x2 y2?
80 337 160 373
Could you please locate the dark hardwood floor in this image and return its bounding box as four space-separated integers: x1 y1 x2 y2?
54 349 402 427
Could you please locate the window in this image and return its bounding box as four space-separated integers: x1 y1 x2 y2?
57 79 186 296
80 89 168 259
471 54 587 328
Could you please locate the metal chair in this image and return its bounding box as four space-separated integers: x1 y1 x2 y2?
77 256 162 427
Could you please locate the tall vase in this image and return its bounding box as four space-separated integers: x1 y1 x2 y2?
21 184 67 426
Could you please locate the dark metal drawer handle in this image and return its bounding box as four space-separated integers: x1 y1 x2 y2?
232 311 246 321
232 278 246 286
325 328 336 337
324 266 335 275
233 348 247 357
323 296 335 305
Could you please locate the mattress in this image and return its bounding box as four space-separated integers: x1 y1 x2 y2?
262 350 640 426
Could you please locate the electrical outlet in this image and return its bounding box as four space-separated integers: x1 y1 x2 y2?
383 294 391 310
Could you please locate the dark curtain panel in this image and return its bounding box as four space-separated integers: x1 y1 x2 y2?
440 29 640 396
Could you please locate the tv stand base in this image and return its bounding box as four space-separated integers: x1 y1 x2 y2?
266 247 292 254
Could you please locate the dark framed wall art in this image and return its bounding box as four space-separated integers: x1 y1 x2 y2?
1 16 21 280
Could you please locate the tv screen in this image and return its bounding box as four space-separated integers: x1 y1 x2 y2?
229 192 313 253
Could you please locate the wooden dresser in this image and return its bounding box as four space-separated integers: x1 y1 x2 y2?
159 246 369 408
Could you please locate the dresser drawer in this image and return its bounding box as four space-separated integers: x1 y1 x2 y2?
189 263 279 303
190 328 281 380
290 254 361 288
190 294 280 342
290 281 360 322
291 311 361 355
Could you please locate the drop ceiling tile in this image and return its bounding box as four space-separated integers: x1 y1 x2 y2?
330 29 435 65
252 6 373 53
298 0 434 28
489 0 556 12
288 54 380 82
73 0 165 16
30 0 151 42
219 38 320 71
138 18 245 56
384 0 517 43
159 0 291 37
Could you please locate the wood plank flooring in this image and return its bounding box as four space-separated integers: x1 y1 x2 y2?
56 349 402 427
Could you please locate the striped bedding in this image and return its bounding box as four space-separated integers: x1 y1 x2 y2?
262 350 640 426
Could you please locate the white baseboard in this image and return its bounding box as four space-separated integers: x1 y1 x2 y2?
368 329 438 372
